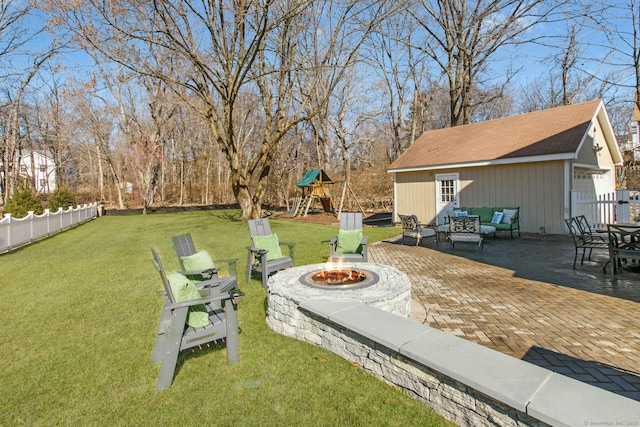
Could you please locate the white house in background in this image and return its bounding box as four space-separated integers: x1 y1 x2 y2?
15 149 57 194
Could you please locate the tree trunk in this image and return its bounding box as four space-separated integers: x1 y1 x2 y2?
97 144 105 202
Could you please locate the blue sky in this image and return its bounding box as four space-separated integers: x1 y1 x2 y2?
4 1 638 132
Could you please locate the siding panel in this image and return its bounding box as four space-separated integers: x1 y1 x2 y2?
394 161 567 234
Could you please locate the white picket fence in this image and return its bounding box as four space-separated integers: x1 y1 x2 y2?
570 189 640 229
0 203 99 253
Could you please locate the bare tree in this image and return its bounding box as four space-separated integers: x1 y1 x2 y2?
366 8 428 160
1 50 59 202
516 18 618 115
409 79 452 132
578 0 640 113
0 0 31 67
66 81 127 208
51 0 385 219
405 0 566 127
31 64 75 192
0 1 61 203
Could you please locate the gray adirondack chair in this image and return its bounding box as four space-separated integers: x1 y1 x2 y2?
172 233 238 287
150 247 240 391
246 218 295 289
329 212 368 262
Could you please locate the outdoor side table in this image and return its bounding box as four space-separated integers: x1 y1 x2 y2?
437 224 496 240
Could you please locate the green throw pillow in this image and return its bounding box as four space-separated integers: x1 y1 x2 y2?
181 250 215 271
336 228 363 254
167 271 209 328
252 233 283 261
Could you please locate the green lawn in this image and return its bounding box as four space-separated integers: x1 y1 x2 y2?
0 210 453 426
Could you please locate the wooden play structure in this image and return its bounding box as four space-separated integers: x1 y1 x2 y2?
290 169 365 218
290 169 335 217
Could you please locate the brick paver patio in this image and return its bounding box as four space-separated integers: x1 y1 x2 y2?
369 233 640 401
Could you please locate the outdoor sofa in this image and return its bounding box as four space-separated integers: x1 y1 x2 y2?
447 207 520 238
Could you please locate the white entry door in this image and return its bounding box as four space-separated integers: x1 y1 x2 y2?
435 173 460 225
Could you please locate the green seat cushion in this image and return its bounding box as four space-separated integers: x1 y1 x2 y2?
167 271 209 328
181 250 215 271
493 223 513 230
252 233 283 261
471 208 494 223
335 228 363 254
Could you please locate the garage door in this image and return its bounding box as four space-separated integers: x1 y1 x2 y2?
573 168 611 198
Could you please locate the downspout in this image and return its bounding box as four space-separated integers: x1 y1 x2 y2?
392 173 398 224
565 160 572 223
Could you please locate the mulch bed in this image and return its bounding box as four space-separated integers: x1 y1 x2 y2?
103 203 393 227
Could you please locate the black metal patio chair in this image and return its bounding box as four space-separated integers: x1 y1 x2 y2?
565 217 608 268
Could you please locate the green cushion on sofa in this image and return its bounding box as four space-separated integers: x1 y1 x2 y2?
492 223 512 230
252 233 283 261
181 250 215 271
336 229 363 254
167 271 209 328
471 207 494 223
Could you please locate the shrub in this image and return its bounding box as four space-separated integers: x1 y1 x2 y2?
4 181 43 218
48 187 77 212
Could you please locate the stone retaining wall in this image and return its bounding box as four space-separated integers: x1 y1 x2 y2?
267 299 640 426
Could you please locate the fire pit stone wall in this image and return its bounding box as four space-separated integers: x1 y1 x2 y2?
266 263 411 340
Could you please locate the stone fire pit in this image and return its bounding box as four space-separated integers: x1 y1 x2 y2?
266 262 412 338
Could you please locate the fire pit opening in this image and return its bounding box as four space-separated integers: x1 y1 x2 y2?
300 267 379 290
312 269 365 285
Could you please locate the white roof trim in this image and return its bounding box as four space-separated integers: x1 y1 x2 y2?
573 162 613 171
574 100 623 165
388 152 575 173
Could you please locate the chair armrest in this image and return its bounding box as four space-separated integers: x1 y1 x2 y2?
248 244 294 264
179 268 218 280
194 274 238 292
279 241 295 263
248 246 267 255
165 290 236 310
229 288 244 304
361 236 369 245
328 237 338 246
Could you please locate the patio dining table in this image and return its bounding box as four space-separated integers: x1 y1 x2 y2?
596 223 640 242
598 223 640 276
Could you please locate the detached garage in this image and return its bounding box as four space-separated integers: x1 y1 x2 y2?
388 99 623 234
